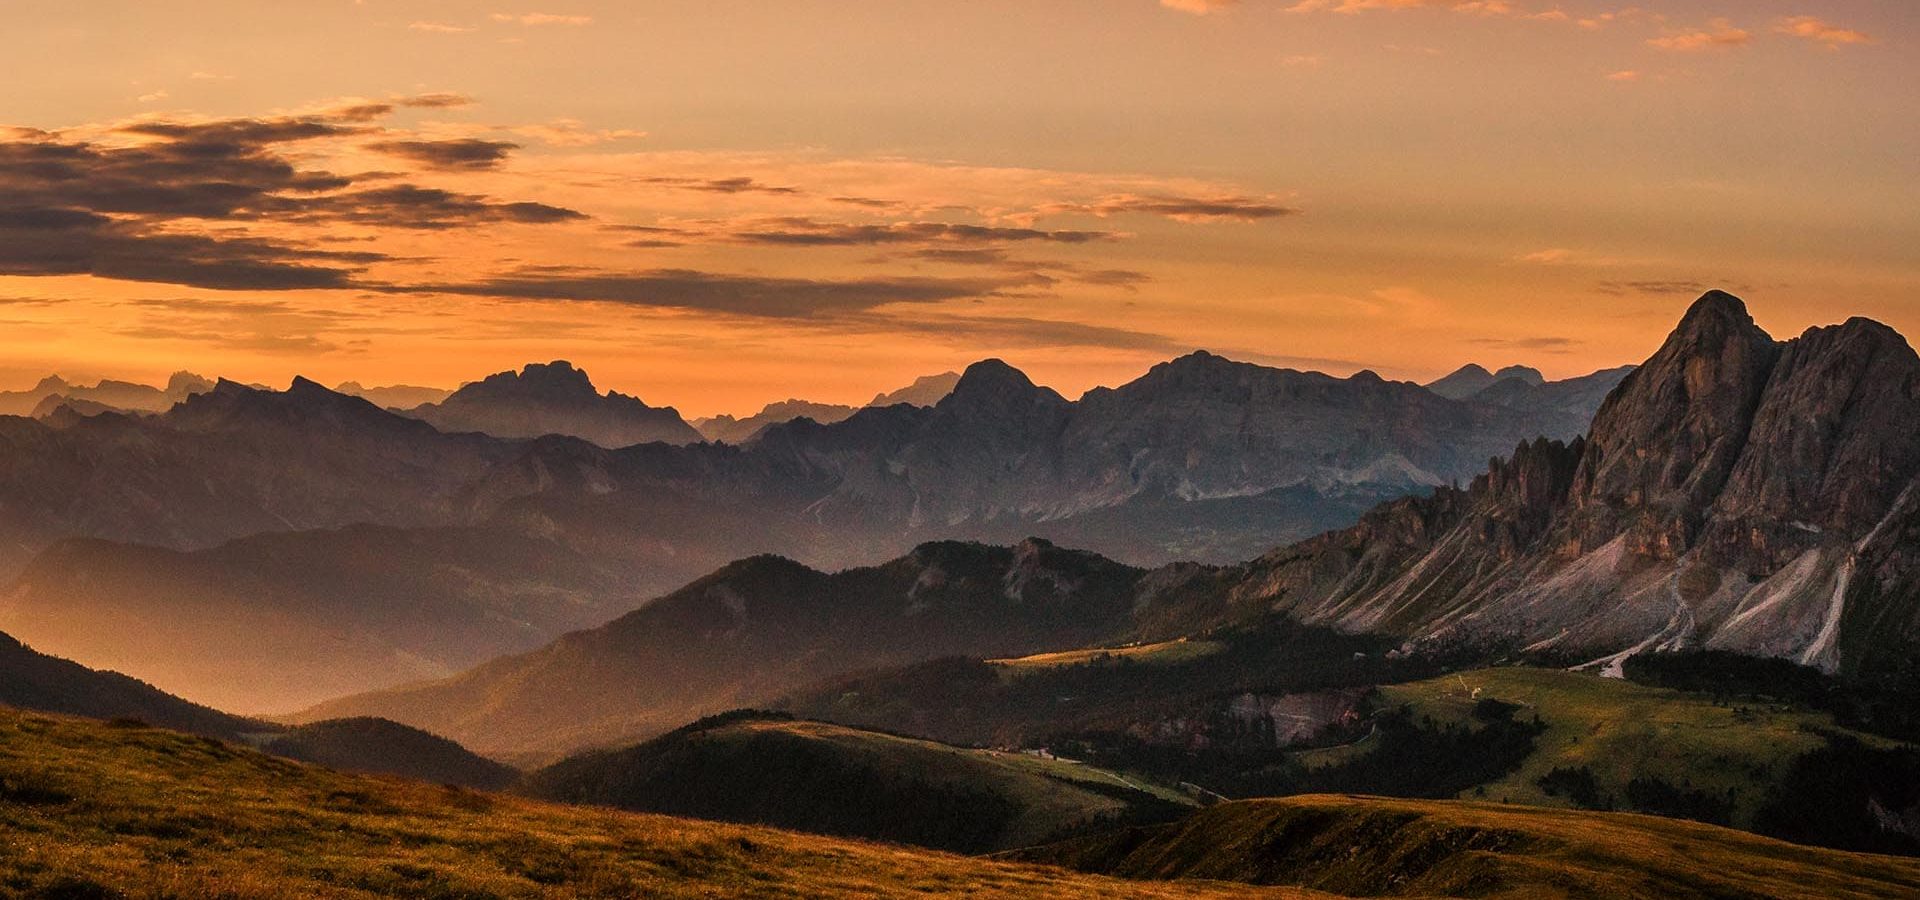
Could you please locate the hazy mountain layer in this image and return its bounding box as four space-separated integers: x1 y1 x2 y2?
293 538 1206 757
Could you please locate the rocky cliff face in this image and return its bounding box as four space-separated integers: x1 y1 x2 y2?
405 360 703 447
1236 292 1920 675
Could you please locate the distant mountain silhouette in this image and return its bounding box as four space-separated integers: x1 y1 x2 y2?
869 371 962 407
692 399 858 444
335 380 451 409
0 371 212 417
404 360 702 447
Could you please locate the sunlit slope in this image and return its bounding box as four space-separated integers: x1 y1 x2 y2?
1013 794 1920 900
0 706 1314 899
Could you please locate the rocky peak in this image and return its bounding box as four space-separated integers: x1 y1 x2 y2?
465 361 599 405
1707 314 1920 549
1492 365 1545 386
938 359 1066 417
165 371 213 398
1573 291 1781 533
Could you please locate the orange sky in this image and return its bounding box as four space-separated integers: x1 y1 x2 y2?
1 0 1914 416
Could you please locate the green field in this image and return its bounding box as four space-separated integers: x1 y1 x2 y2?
1299 667 1883 827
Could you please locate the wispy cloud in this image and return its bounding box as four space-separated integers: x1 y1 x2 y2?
1646 19 1751 52
1774 16 1876 49
489 12 592 26
408 21 474 34
1161 0 1239 15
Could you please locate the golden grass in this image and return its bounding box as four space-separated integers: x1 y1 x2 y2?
0 707 1319 898
989 638 1224 675
1015 793 1920 899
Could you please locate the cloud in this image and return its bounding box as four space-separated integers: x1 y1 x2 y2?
1774 16 1875 48
1286 0 1540 17
1035 193 1297 222
389 269 1026 317
1596 279 1713 296
1161 0 1239 15
300 185 585 230
639 175 802 195
508 119 647 147
366 138 519 170
0 104 589 293
1518 248 1576 264
490 12 592 26
1466 335 1581 352
1647 20 1752 51
408 21 475 34
723 217 1117 247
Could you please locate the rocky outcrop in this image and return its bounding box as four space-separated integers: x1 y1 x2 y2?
1236 292 1920 675
404 360 702 447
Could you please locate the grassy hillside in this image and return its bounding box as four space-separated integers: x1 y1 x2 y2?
0 705 1316 899
1012 794 1920 899
262 717 519 790
523 711 1194 853
1298 668 1908 835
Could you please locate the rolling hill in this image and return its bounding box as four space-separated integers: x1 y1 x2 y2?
522 711 1194 853
1010 794 1920 899
292 538 1194 758
0 706 1308 899
0 629 518 789
0 524 637 713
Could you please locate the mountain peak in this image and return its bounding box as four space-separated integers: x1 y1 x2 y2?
948 359 1044 401
475 361 598 401
1492 365 1545 386
1675 290 1756 334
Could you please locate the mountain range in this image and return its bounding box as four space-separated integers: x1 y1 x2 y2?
0 345 1626 712
291 292 1920 763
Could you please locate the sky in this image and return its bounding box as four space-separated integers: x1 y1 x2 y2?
0 0 1914 416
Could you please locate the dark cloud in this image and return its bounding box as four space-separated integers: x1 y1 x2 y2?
895 247 1151 290
366 138 519 171
386 268 1028 317
828 195 903 209
1466 336 1581 352
639 175 801 195
1597 278 1735 295
0 108 585 292
1040 193 1297 222
726 217 1115 247
300 185 585 230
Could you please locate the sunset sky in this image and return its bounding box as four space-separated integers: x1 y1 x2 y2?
2 0 1914 415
